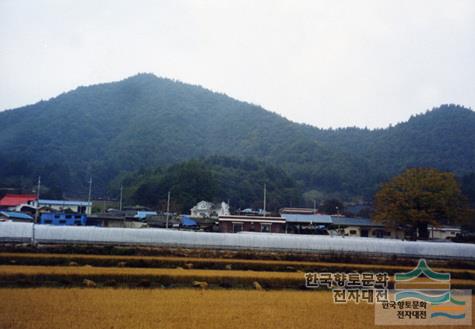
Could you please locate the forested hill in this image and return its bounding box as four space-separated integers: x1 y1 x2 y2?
0 73 474 201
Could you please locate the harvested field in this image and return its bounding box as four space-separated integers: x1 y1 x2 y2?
1 252 474 280
1 265 475 290
0 265 308 289
2 243 474 269
1 288 473 329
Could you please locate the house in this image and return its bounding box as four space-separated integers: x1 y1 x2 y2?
281 213 333 234
35 199 92 215
190 201 230 218
216 201 230 216
86 212 147 228
15 204 43 216
190 201 215 218
428 225 461 240
279 211 405 238
0 194 37 210
0 211 33 222
329 216 404 239
40 212 87 226
218 215 285 233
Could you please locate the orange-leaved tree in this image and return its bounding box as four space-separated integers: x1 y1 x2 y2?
373 168 470 240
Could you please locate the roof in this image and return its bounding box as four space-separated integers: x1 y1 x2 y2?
219 215 285 224
134 211 158 219
0 211 33 220
0 194 36 207
181 215 198 227
280 208 316 215
38 199 92 207
281 214 333 224
331 216 383 227
428 225 461 231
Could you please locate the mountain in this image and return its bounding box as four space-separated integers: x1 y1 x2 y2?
0 73 474 203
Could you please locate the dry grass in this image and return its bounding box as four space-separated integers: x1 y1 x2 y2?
2 288 473 329
1 252 473 274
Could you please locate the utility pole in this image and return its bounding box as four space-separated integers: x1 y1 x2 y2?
34 176 41 222
263 183 267 217
166 191 171 229
32 176 41 245
119 185 123 211
87 176 92 205
86 176 92 214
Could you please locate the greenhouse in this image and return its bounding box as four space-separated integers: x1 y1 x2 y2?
0 222 474 260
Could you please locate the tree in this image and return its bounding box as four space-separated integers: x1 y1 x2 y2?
319 199 344 215
133 160 218 212
373 168 471 239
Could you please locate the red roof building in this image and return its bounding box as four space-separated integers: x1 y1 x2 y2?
0 194 37 207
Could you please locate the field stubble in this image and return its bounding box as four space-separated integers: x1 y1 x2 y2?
3 288 465 329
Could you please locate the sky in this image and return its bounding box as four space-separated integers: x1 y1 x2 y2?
1 0 474 129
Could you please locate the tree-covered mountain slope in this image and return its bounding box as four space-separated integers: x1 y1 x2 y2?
0 73 473 200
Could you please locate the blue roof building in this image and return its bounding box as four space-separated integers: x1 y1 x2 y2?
180 215 198 228
0 211 33 222
40 212 87 226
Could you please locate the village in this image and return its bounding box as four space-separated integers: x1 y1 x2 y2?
0 193 461 241
2 2 475 328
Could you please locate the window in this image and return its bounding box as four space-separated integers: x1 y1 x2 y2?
261 223 271 233
65 215 72 219
75 220 81 225
44 220 52 224
349 230 357 235
54 214 60 219
373 230 384 238
233 223 243 233
59 219 66 225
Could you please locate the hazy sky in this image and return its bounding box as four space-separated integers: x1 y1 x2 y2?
1 0 474 128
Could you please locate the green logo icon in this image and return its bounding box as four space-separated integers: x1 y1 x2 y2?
395 259 466 320
395 259 450 281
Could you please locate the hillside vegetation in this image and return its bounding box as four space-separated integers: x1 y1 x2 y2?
0 73 474 204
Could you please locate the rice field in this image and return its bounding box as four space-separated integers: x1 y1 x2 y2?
1 264 475 290
2 288 473 329
1 250 474 328
1 251 473 270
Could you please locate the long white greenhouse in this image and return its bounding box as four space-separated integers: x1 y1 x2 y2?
0 222 474 260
